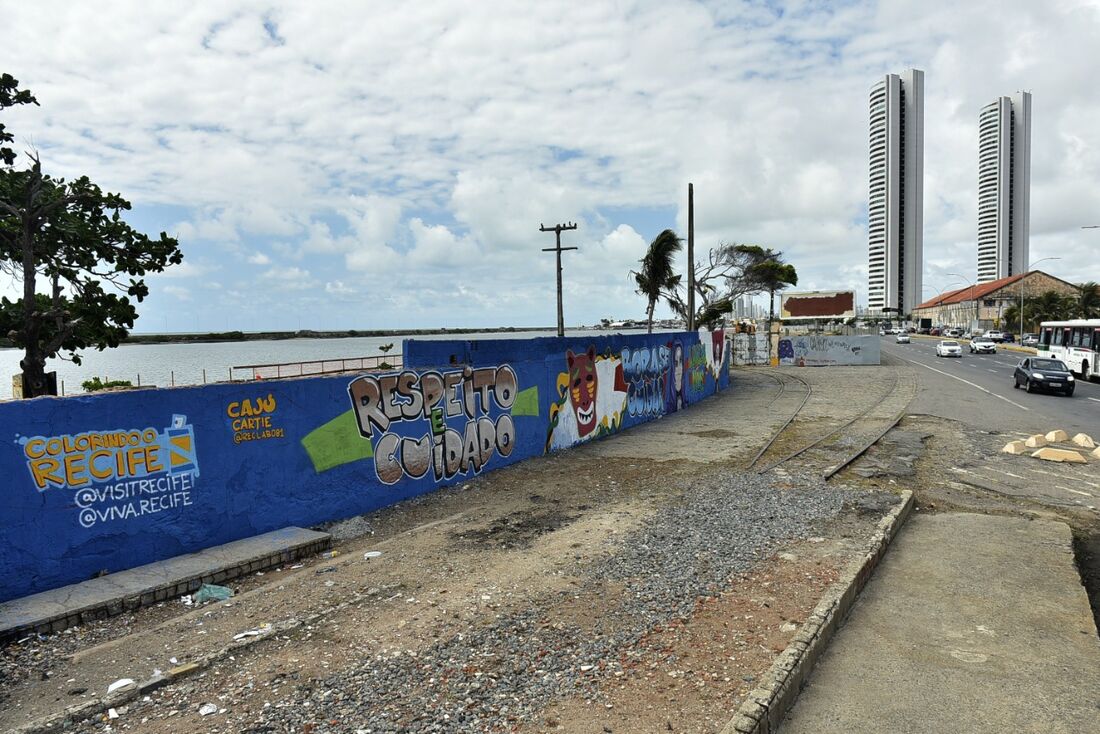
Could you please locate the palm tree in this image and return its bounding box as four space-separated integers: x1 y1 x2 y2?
1075 281 1100 319
747 254 798 323
1030 290 1074 326
633 229 683 333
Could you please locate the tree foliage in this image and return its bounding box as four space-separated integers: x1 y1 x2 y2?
632 229 682 333
671 244 797 328
631 236 799 331
0 73 37 166
0 74 183 396
1075 281 1100 319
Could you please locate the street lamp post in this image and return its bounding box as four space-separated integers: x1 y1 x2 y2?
947 273 977 332
1018 257 1061 337
922 283 963 328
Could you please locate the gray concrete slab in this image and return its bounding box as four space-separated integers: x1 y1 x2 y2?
780 512 1100 734
0 526 330 640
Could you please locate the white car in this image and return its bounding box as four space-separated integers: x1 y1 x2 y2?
936 340 962 357
969 337 997 354
895 333 911 343
985 330 1005 342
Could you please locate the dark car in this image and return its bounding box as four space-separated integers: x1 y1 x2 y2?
929 328 941 336
1001 333 1015 343
1013 358 1076 396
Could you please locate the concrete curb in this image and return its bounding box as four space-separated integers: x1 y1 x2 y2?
719 490 915 734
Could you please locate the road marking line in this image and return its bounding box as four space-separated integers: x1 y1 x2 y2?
891 353 1030 411
1090 397 1100 403
987 369 997 373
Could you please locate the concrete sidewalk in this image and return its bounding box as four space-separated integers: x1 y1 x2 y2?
780 512 1100 733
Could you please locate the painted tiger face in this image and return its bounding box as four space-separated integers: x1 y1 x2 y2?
566 346 598 436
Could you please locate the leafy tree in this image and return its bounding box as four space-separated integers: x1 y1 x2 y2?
1075 281 1100 319
661 243 796 329
1003 290 1076 333
746 252 798 323
0 77 183 397
0 73 37 165
632 229 683 333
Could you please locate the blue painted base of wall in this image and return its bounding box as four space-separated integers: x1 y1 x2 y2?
0 330 728 602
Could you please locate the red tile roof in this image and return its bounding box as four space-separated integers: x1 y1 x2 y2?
915 272 1027 310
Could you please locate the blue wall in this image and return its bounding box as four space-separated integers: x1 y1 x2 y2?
0 330 728 602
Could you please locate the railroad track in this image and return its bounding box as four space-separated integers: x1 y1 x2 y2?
745 357 918 480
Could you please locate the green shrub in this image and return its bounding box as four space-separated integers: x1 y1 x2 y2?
82 377 133 393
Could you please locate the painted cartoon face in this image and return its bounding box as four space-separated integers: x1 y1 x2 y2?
566 346 598 436
711 330 724 366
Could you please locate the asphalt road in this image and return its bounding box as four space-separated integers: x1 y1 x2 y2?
880 336 1099 437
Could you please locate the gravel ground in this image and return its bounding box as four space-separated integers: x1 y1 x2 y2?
112 471 852 734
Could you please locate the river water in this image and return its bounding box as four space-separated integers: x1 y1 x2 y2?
0 328 650 399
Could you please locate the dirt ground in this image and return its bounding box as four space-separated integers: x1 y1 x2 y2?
2 365 922 733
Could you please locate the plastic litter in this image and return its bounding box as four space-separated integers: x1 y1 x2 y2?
108 708 119 719
192 584 234 604
199 703 218 716
321 550 340 559
233 623 272 641
363 551 382 559
106 678 136 695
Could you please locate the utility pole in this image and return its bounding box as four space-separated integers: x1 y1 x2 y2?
540 221 578 338
687 183 695 331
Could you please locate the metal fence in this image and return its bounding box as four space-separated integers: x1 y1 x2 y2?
230 354 402 382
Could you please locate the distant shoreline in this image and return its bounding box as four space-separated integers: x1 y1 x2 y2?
0 325 644 350
122 326 561 345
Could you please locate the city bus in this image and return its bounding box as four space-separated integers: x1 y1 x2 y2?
1037 320 1100 380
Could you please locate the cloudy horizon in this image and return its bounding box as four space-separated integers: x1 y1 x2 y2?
3 0 1100 333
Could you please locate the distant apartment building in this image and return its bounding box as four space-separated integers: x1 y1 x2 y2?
977 92 1031 283
868 69 924 316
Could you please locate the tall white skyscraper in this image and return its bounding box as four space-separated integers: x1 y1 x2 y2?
977 92 1031 283
868 69 924 315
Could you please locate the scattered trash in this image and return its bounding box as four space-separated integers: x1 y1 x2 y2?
324 580 335 587
107 678 136 695
107 708 119 720
321 550 340 559
290 564 304 569
363 551 382 559
580 665 595 672
169 657 178 665
193 584 234 604
199 703 218 716
181 595 193 606
233 623 272 641
315 567 336 575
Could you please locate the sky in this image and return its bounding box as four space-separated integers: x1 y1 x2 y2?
3 0 1100 332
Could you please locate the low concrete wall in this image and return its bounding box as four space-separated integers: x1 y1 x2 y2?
0 330 728 602
777 335 880 366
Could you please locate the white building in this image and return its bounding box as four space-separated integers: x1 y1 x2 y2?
867 69 924 316
977 92 1031 283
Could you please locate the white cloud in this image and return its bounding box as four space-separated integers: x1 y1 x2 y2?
3 0 1099 330
163 285 191 301
247 252 271 265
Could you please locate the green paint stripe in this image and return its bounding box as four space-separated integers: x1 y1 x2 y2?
511 385 539 417
301 409 373 473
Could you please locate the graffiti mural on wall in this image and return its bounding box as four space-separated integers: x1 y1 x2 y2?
348 366 520 485
18 414 199 529
622 343 671 418
546 346 629 451
226 393 286 444
777 335 879 366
